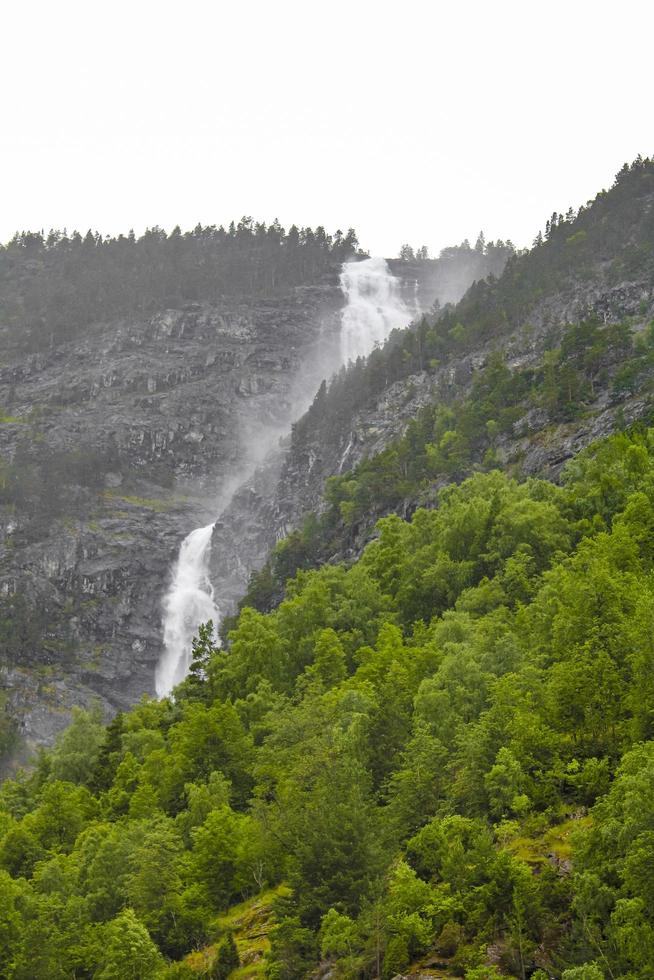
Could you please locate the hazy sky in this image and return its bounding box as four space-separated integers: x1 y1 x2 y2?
2 0 652 257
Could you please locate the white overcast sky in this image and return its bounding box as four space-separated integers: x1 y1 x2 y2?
1 0 652 257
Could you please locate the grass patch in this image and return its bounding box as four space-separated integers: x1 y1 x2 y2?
102 490 190 513
504 816 592 868
178 887 289 977
217 886 289 977
231 957 267 979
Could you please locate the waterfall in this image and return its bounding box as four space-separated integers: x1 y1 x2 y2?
155 524 219 697
156 255 414 697
338 436 354 473
340 256 412 363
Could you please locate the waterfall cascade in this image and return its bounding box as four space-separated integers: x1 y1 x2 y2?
155 524 219 697
340 256 412 363
156 256 413 697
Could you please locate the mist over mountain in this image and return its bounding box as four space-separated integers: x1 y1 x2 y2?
1 157 654 978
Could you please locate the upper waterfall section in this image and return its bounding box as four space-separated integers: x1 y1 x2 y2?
339 256 414 364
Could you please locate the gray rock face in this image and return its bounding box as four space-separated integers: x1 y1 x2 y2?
0 253 478 760
2 253 466 763
0 281 344 763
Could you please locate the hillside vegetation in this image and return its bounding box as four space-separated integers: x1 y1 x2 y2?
0 211 516 760
241 156 654 610
2 427 654 977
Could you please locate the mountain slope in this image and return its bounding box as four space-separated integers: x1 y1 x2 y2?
223 157 654 616
0 228 508 763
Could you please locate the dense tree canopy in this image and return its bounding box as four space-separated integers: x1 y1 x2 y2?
2 427 654 976
0 219 360 353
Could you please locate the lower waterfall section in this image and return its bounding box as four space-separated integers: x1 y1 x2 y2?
155 524 219 697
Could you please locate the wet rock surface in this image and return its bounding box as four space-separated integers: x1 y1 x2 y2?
0 281 344 763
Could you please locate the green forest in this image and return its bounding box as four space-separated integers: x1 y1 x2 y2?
242 312 654 616
3 426 654 977
0 220 360 354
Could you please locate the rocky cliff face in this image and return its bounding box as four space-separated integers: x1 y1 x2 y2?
1 253 468 761
208 267 654 616
1 250 496 761
0 280 345 763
